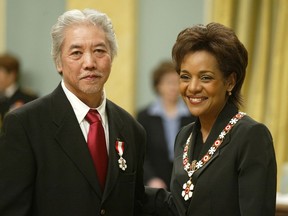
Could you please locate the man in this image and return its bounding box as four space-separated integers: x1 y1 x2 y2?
0 53 37 130
0 9 146 216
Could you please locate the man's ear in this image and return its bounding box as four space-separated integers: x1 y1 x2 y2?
56 62 62 73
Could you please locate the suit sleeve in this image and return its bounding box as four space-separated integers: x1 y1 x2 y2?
237 123 277 216
134 120 148 215
142 187 178 216
136 111 157 183
0 112 35 215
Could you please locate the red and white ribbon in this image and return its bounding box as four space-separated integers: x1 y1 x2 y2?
115 140 127 171
116 140 124 157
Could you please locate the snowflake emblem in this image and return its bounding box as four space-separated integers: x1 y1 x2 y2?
230 118 237 124
219 131 226 139
196 161 203 169
188 170 194 177
208 146 216 155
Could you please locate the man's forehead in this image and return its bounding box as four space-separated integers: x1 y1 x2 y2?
61 26 109 50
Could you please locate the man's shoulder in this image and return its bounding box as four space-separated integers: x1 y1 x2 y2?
106 100 132 117
106 100 144 129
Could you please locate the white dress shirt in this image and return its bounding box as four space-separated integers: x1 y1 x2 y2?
61 80 110 153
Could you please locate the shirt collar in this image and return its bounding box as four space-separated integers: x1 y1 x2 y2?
148 97 190 118
61 80 107 126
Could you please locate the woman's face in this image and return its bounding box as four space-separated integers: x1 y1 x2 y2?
157 71 180 103
179 50 235 122
0 68 15 93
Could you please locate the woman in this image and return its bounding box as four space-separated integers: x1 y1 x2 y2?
168 23 277 216
137 60 195 190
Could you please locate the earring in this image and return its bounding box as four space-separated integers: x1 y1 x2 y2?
228 91 232 96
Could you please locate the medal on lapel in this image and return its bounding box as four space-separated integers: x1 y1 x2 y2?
115 139 127 171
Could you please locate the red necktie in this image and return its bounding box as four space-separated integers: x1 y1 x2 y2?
85 109 108 191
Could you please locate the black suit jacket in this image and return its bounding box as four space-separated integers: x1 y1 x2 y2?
137 108 195 190
170 104 277 216
0 87 37 130
0 84 146 216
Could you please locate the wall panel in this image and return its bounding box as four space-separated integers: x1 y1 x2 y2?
0 0 5 52
68 0 137 115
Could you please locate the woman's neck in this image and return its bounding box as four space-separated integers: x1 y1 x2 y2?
162 98 178 118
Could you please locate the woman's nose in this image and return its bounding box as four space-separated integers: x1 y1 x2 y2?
188 78 201 93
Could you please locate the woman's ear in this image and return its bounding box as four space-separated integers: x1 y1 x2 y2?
227 72 236 92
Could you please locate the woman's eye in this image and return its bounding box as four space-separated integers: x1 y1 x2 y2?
200 75 212 81
180 74 190 80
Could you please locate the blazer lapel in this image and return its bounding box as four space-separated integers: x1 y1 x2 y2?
188 106 237 183
190 131 231 184
186 131 232 215
52 84 102 198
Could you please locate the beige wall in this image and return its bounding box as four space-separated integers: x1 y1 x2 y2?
67 0 137 115
0 0 6 52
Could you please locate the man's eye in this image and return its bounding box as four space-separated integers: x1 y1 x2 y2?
95 49 105 53
94 49 107 57
71 51 82 56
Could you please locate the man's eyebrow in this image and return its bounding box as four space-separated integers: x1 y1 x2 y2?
93 42 108 48
68 44 82 50
68 42 108 50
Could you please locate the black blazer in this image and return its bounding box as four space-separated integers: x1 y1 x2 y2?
0 84 146 216
170 104 277 216
137 108 195 190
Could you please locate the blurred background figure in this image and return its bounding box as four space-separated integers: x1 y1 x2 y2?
137 60 195 190
0 53 38 130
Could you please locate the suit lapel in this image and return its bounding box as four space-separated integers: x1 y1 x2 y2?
51 84 102 198
102 101 125 201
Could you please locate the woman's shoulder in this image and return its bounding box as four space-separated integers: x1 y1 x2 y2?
238 114 269 129
234 114 272 139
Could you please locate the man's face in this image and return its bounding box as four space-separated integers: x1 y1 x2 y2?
57 24 112 105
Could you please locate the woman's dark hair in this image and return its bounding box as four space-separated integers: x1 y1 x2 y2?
172 22 248 108
152 60 176 94
0 53 20 81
